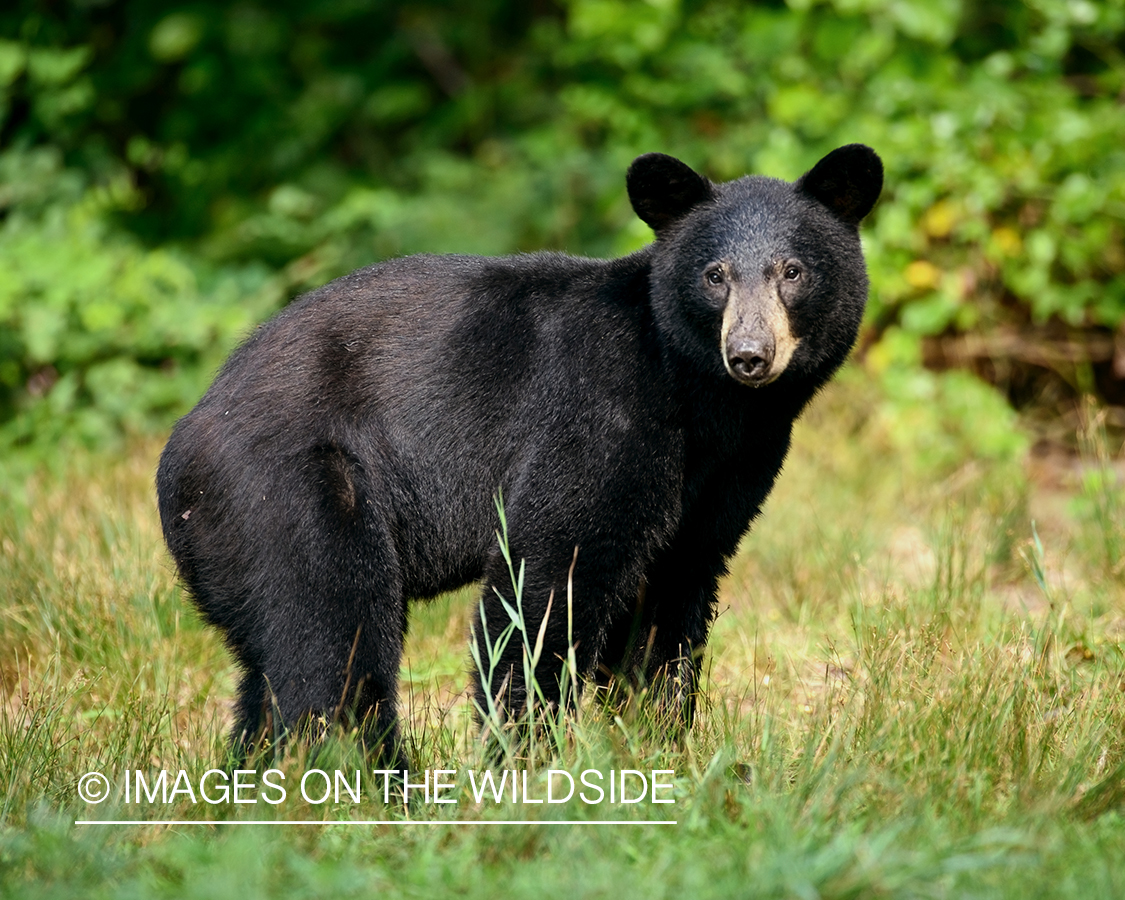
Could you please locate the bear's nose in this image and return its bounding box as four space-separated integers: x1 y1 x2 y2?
727 338 775 385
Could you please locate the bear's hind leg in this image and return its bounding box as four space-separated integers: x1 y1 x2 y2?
230 666 269 757
231 442 409 766
250 569 407 765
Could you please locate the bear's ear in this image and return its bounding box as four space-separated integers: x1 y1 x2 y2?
627 153 715 233
796 144 883 226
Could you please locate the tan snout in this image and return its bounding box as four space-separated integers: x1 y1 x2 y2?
720 286 800 387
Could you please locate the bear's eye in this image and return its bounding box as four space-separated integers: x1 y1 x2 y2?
783 265 802 281
705 268 724 286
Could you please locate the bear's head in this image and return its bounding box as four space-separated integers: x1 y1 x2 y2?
628 145 883 390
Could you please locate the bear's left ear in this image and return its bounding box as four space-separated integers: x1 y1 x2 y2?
627 153 715 234
796 144 883 226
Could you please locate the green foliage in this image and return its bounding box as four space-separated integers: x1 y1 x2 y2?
0 147 279 453
2 0 1123 454
865 329 1030 472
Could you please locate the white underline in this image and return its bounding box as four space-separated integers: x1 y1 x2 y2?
75 819 676 827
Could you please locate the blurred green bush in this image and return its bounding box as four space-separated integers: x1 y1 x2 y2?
1 0 1123 459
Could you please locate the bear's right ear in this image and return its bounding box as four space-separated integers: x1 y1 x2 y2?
627 153 715 233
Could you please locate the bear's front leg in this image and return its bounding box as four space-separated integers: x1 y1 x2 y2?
471 552 588 730
594 513 742 730
470 529 650 743
597 567 717 730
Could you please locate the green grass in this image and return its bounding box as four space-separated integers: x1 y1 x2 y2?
2 366 1124 898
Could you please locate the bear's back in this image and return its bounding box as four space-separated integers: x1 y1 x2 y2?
158 248 681 601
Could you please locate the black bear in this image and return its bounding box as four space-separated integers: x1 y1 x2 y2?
157 144 882 763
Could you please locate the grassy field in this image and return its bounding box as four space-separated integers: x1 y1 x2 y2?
2 366 1124 898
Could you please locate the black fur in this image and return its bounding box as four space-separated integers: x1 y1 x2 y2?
156 146 883 762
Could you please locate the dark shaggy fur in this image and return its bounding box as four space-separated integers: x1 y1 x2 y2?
157 145 883 763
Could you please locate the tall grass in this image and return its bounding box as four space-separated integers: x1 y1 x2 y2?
1 373 1124 897
467 491 582 766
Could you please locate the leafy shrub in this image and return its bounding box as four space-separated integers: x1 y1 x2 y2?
0 147 276 454
2 0 1123 457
